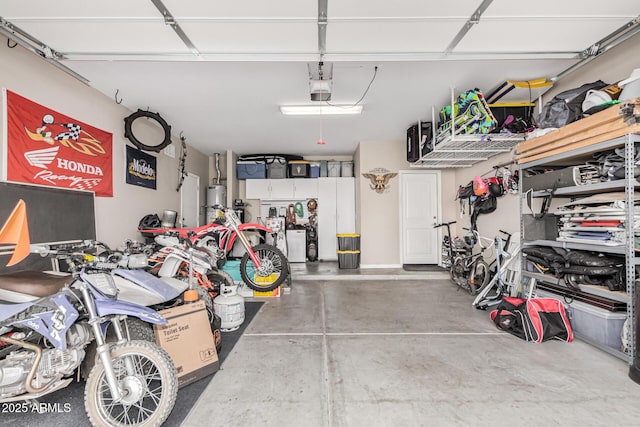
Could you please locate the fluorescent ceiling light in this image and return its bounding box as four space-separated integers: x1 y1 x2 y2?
280 105 363 115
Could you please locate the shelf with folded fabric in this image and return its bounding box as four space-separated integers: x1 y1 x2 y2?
532 180 640 197
523 239 627 254
520 133 637 362
523 271 631 304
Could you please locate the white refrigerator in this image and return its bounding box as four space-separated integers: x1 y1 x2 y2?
286 229 307 263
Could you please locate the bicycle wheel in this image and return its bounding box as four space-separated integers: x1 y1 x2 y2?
240 244 289 291
450 256 465 283
470 260 490 295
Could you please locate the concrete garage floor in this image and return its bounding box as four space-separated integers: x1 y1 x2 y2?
183 263 640 427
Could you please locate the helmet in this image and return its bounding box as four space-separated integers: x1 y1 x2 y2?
473 176 488 196
138 213 161 230
307 198 317 212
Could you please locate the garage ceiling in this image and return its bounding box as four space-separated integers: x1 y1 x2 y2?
1 1 639 156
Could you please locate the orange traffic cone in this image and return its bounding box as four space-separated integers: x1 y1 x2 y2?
0 200 31 266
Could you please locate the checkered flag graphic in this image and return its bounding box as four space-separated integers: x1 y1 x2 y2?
54 123 82 141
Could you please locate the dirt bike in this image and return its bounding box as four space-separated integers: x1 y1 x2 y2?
140 208 289 292
0 243 178 426
85 239 228 353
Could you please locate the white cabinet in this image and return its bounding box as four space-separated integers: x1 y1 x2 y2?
245 179 272 199
293 179 318 199
318 177 356 261
245 179 318 200
269 180 295 199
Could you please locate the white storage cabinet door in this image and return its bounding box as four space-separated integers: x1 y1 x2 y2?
293 179 318 199
245 179 271 199
318 177 338 260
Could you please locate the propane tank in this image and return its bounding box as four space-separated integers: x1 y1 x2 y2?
213 284 245 331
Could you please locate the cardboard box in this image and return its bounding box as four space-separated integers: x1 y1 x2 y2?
154 300 219 388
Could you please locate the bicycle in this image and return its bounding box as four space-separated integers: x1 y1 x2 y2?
433 222 492 295
472 232 522 310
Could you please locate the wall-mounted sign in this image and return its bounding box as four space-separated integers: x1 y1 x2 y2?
362 168 398 194
126 145 157 190
3 89 113 197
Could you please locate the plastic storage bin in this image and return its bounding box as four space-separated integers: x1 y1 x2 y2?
267 160 287 179
288 161 311 178
310 162 320 178
221 260 254 284
341 161 353 177
337 233 360 251
567 299 627 350
327 161 341 177
320 160 328 177
237 161 266 179
337 250 360 269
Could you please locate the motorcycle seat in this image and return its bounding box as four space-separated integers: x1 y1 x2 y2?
0 271 71 299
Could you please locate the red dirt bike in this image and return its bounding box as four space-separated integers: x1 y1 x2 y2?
140 208 289 292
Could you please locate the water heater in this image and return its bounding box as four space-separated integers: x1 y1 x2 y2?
207 185 226 208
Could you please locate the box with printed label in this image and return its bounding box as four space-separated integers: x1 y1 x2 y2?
154 300 219 388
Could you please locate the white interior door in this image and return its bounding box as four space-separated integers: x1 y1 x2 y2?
180 173 200 227
400 171 439 264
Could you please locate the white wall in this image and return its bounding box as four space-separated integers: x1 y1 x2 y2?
0 44 210 249
356 140 457 267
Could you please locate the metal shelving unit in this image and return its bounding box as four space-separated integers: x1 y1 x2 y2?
520 133 639 362
410 88 526 168
411 133 525 168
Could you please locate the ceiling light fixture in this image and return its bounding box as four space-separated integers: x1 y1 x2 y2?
280 105 363 115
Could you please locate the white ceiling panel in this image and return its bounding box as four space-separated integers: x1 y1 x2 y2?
182 22 317 53
455 17 632 52
164 0 316 18
8 20 188 53
486 0 640 17
329 0 479 18
327 20 465 53
0 0 159 18
2 0 639 158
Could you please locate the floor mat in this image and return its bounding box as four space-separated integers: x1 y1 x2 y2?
4 301 264 427
402 264 447 272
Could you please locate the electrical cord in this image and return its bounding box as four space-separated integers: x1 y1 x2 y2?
325 65 378 109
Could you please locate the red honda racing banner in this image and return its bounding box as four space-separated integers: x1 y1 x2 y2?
3 89 113 197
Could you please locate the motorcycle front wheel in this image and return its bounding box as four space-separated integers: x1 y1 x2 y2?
240 244 289 292
85 340 178 427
